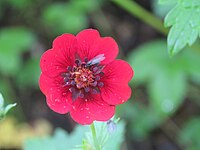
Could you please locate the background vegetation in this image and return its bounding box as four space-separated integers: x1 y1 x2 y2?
0 0 200 149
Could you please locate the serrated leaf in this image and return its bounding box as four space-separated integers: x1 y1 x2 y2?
86 120 125 150
163 0 200 55
24 120 125 150
24 126 88 150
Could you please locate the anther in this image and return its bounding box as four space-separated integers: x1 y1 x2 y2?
84 87 90 92
84 57 89 62
71 80 76 86
67 66 72 71
90 81 97 87
98 82 104 87
93 67 98 72
64 77 69 82
79 93 84 98
95 76 100 81
75 59 81 66
100 72 104 76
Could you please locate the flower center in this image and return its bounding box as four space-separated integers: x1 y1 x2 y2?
74 67 94 89
62 54 105 100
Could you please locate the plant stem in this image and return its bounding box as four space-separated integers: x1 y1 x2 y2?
90 123 101 150
112 0 168 35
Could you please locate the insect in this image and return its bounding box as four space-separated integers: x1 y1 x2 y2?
86 54 105 67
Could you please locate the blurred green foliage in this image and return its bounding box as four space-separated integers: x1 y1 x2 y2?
42 0 103 35
125 40 200 139
0 0 200 149
0 27 35 76
179 117 200 150
24 120 125 150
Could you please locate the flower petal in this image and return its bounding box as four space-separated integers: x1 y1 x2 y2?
53 34 76 64
92 37 119 64
46 86 72 114
70 95 115 125
75 29 118 64
40 34 76 77
39 73 72 114
100 60 134 105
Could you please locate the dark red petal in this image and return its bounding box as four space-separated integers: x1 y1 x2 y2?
53 33 76 65
92 37 118 64
40 49 67 77
40 34 76 77
39 73 72 114
100 60 134 105
39 73 51 95
46 87 72 114
74 29 118 64
70 95 115 125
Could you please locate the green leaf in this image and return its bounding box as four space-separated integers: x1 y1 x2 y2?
0 93 4 110
148 68 186 116
24 126 88 150
43 3 88 34
163 0 200 55
129 103 162 140
128 40 187 116
0 27 35 76
4 103 17 116
24 120 125 150
88 120 125 150
71 0 103 13
0 92 16 120
127 40 170 85
179 117 200 150
127 40 200 138
6 0 32 9
159 0 177 5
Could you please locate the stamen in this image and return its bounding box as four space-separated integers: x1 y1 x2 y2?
100 72 104 76
67 66 72 71
71 80 76 86
75 59 81 66
84 57 89 62
98 82 104 87
92 89 98 94
93 67 98 72
90 81 97 87
64 77 69 82
79 93 84 98
84 87 90 92
95 76 100 81
62 54 105 101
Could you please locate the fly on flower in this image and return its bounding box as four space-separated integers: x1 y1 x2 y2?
39 29 134 125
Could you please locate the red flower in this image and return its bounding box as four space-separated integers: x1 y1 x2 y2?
39 29 134 125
